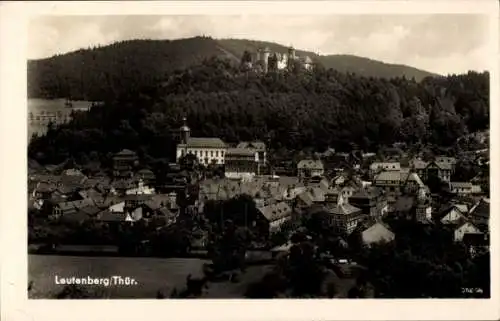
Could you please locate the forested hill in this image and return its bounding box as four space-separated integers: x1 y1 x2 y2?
28 36 438 100
28 56 489 167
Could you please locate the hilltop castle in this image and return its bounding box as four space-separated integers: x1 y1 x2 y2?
243 46 314 73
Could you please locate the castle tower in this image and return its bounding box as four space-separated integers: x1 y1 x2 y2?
263 47 271 73
288 46 296 60
287 46 296 71
256 48 262 63
180 117 191 144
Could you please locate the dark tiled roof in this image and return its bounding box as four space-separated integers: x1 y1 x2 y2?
226 148 256 157
60 210 90 223
258 202 292 222
179 137 226 148
97 210 126 222
79 205 101 216
297 191 314 207
36 182 56 193
115 149 137 157
470 198 490 219
297 159 324 170
237 141 266 151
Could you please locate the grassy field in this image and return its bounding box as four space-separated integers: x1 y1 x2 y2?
28 255 209 299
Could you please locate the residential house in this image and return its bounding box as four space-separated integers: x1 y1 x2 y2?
125 179 155 195
112 149 138 178
449 182 482 196
297 159 324 179
438 204 468 225
124 194 152 209
449 182 473 195
400 171 426 194
236 141 267 165
33 181 57 200
435 156 457 171
373 171 402 203
348 187 388 219
142 195 178 223
51 198 95 220
135 169 156 185
258 201 293 233
224 148 258 179
454 221 482 242
469 198 490 232
369 162 401 178
325 194 364 235
96 210 128 227
361 222 395 247
110 179 136 196
105 199 126 213
411 158 452 182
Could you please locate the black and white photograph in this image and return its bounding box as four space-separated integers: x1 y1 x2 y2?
1 0 499 320
25 11 493 300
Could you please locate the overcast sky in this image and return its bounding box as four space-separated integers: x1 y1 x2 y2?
28 14 490 75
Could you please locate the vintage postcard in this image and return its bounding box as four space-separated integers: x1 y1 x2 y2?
1 0 499 320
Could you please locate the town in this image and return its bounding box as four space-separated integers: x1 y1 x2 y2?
28 115 490 298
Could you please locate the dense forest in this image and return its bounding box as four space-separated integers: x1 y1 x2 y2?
28 54 489 167
28 37 438 101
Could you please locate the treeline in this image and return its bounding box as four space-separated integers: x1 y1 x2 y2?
27 37 233 101
28 56 489 166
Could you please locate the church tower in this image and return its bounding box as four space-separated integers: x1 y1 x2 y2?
180 117 191 144
415 187 432 222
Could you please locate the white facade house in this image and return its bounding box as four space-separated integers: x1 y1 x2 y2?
125 179 155 195
440 204 468 225
454 221 481 242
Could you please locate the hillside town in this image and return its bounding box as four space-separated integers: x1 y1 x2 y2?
28 116 490 298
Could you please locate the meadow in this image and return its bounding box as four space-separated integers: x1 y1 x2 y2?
28 255 208 299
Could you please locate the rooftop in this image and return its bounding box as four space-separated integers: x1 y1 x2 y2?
236 141 266 151
297 159 324 170
226 148 256 157
114 149 137 157
178 137 226 149
326 203 361 215
258 201 292 222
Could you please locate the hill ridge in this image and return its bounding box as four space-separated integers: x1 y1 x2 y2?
28 36 439 100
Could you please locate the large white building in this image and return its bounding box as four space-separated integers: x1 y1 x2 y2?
175 118 227 165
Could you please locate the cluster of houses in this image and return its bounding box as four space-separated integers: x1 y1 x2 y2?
28 118 490 258
195 146 489 254
28 155 180 228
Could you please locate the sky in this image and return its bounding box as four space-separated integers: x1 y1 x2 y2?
28 14 491 75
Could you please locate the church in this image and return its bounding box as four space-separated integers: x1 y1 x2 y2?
175 117 227 166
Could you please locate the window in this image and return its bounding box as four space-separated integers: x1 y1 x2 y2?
210 151 214 157
216 151 219 157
